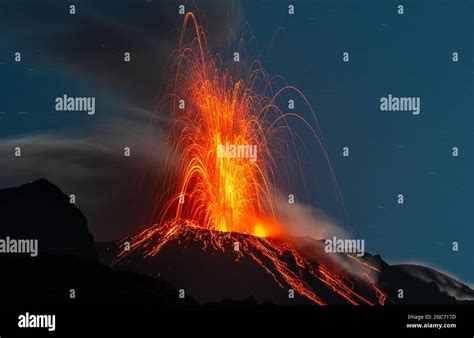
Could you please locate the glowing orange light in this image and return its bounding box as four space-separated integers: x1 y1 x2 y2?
253 224 266 238
115 11 387 306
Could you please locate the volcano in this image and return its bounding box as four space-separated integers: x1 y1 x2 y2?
1 178 472 307
97 222 473 306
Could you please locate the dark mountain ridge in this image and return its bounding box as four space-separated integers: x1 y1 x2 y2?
0 178 97 259
98 225 474 305
0 179 195 305
1 178 472 306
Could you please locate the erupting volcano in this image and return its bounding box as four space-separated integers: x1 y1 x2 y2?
115 12 387 306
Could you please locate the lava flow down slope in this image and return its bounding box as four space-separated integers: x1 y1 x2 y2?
113 12 386 305
110 221 388 305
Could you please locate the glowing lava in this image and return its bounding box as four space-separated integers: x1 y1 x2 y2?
115 12 387 306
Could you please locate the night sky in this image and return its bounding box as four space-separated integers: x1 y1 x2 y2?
0 0 472 284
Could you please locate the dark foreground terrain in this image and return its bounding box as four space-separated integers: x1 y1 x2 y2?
1 179 473 307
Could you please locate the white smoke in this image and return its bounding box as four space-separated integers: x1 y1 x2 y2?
274 194 348 240
273 194 380 281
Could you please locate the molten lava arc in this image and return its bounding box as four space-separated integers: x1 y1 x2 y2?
115 11 387 306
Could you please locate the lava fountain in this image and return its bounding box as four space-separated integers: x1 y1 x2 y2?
115 12 386 306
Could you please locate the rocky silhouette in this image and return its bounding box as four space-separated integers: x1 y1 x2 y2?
0 179 97 260
1 179 472 306
98 228 474 306
0 179 195 306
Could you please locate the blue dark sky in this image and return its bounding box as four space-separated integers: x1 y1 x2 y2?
240 0 473 283
0 0 472 284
